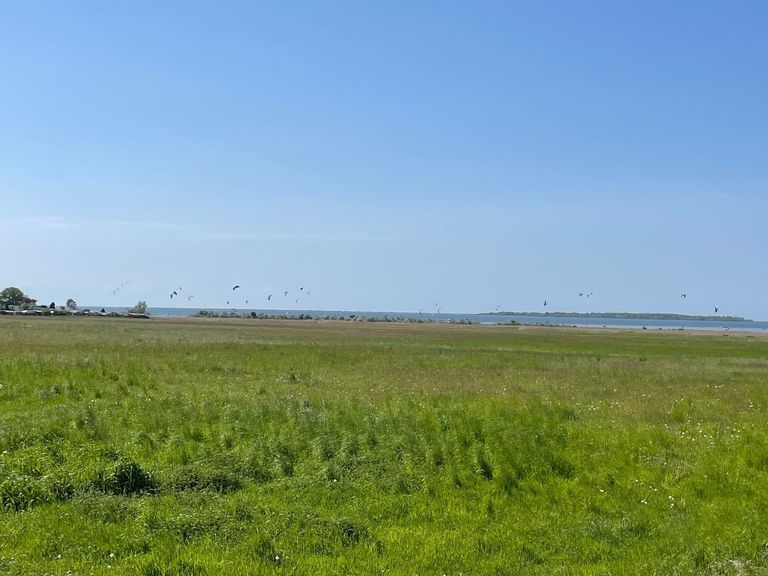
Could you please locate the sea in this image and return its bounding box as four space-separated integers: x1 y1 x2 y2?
85 307 768 333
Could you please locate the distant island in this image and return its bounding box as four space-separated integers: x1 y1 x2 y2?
489 312 751 322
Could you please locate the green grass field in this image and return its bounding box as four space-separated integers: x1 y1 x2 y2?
1 317 767 575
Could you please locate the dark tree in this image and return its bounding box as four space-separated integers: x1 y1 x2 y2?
0 287 25 309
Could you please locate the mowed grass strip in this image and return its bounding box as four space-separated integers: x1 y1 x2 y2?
1 317 767 575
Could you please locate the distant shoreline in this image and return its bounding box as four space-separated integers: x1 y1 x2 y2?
74 306 760 325
489 311 751 322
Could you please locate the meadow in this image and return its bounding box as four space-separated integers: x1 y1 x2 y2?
1 317 767 575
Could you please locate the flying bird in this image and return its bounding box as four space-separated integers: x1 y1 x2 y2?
714 306 719 314
170 291 178 299
113 289 120 295
267 294 272 301
544 300 548 307
188 295 194 301
681 293 687 299
232 285 240 291
284 290 289 297
121 280 129 287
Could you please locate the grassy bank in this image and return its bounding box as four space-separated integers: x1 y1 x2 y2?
1 318 767 575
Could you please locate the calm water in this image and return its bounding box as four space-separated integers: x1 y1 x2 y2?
87 307 768 333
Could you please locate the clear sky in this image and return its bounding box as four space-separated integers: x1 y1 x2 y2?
1 1 766 318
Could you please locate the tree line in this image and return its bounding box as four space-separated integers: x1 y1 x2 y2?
0 286 77 311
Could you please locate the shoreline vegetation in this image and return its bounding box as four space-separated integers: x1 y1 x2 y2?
193 310 485 324
490 311 751 322
1 306 754 327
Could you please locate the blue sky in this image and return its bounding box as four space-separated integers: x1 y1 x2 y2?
1 1 766 318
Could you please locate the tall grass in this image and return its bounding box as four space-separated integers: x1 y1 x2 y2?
1 318 767 574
